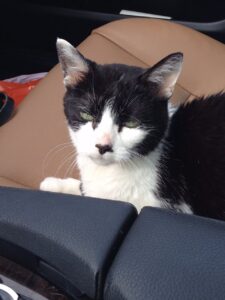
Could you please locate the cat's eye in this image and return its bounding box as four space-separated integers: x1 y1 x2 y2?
124 120 140 128
80 112 94 122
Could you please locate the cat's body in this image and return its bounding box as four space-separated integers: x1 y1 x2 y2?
157 94 225 219
40 39 225 220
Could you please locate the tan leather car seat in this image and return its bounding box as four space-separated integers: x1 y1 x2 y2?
0 18 225 189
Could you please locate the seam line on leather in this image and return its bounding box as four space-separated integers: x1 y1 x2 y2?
92 31 197 98
0 176 30 189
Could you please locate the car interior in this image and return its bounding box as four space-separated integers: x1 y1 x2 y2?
0 1 225 299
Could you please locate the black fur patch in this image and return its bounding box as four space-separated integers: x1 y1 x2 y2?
158 93 225 220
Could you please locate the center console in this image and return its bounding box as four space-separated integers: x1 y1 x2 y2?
1 188 225 299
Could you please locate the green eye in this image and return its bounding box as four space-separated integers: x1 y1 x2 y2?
124 120 139 128
80 112 94 122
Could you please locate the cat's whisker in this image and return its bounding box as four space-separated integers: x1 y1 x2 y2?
64 158 78 178
54 150 76 177
126 158 137 169
143 127 157 134
42 142 74 177
126 94 140 108
77 106 91 114
127 150 153 167
123 85 137 107
118 151 139 170
86 93 95 105
55 154 75 178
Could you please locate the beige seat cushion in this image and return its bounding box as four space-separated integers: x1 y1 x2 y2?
0 18 225 189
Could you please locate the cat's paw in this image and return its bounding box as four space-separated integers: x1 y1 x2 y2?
40 177 81 195
40 177 63 193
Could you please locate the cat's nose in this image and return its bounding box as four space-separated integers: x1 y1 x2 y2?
95 144 113 155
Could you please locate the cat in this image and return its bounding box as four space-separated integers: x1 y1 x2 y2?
40 38 225 220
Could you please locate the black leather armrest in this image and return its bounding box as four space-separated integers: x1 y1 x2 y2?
104 207 225 300
0 187 137 300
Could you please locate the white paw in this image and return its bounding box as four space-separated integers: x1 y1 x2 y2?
40 177 81 195
40 177 62 193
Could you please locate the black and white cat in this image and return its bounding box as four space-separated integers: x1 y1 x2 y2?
41 38 225 220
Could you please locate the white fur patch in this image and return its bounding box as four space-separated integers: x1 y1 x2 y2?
175 202 193 214
40 177 81 195
168 102 178 118
77 150 161 212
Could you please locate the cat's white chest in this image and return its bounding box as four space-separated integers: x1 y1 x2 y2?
78 153 162 212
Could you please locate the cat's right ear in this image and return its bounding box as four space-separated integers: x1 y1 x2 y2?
140 52 183 99
56 38 90 87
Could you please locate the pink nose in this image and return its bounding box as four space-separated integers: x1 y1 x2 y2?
100 133 112 145
95 144 113 155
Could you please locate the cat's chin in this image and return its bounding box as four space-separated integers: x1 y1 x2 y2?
89 155 115 166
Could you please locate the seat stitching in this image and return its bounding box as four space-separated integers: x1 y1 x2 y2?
0 176 30 188
92 31 196 98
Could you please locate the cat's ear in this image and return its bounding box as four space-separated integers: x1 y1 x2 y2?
56 38 90 87
141 53 183 98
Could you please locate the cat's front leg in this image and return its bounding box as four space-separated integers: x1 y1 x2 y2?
40 177 81 195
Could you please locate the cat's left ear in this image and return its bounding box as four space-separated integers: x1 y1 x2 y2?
56 38 90 87
141 52 183 98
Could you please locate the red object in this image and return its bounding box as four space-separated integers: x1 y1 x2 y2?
0 79 40 106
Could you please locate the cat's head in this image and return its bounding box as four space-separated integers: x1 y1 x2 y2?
57 38 183 165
